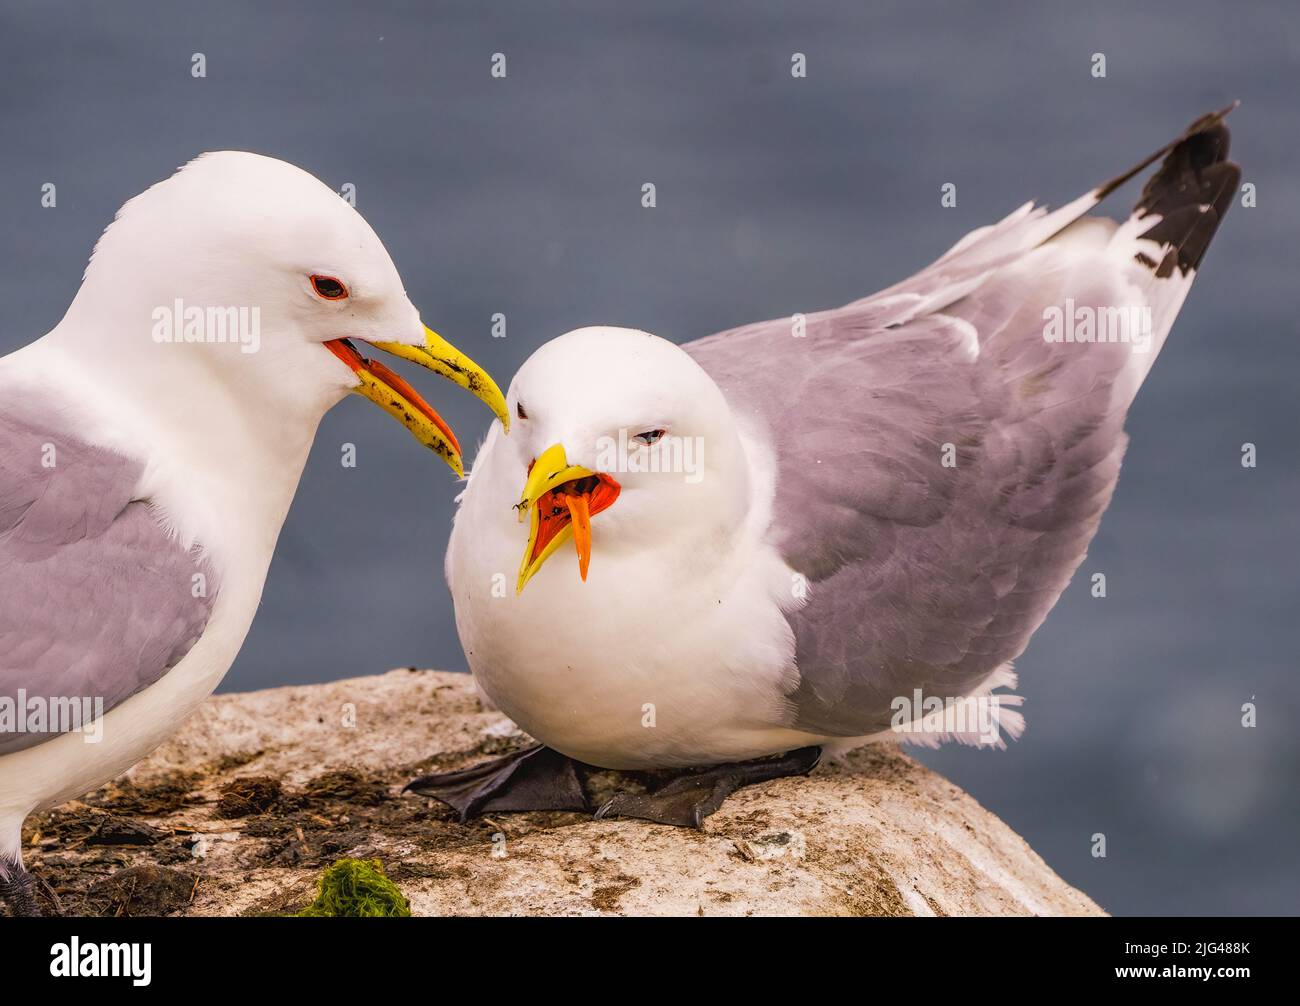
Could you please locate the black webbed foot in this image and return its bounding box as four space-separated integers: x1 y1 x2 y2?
405 743 590 822
595 745 822 829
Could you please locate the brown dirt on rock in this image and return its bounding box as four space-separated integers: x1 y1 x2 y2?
83 865 200 917
300 768 390 806
216 776 282 818
82 771 205 816
82 816 167 847
591 874 642 912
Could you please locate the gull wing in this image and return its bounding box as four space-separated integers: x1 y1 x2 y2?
0 387 217 755
686 108 1239 737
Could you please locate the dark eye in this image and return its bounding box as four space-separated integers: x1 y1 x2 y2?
632 429 666 446
311 275 349 300
516 401 528 420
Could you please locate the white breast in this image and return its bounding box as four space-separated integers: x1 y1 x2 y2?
446 425 825 769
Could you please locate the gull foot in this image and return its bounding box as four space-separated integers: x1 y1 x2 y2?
405 743 590 822
0 862 45 917
595 746 823 829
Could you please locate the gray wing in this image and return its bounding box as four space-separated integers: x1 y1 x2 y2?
686 111 1237 737
0 389 217 755
688 280 1127 737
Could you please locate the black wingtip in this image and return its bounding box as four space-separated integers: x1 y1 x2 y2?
1094 104 1241 277
1134 104 1241 275
1093 102 1239 202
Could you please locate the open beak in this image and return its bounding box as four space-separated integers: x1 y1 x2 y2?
325 325 508 477
515 442 621 594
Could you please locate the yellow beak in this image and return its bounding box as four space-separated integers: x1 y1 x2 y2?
327 325 509 477
371 327 510 434
516 443 622 594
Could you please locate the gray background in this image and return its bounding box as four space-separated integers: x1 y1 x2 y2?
2 0 1296 915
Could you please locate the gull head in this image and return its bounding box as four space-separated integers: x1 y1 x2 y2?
52 150 507 474
503 326 748 593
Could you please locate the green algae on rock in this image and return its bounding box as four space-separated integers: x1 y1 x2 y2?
295 858 411 918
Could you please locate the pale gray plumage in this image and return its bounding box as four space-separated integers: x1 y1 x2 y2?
686 108 1238 737
0 390 216 754
689 256 1128 735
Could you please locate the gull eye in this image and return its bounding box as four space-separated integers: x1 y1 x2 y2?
310 274 349 300
516 401 528 420
632 429 666 446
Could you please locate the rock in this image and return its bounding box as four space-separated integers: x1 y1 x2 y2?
23 669 1104 917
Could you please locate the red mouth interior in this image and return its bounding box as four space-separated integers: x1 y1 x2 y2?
528 474 621 574
325 338 460 454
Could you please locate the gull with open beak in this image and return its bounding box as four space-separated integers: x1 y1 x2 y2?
514 443 622 592
0 151 506 915
418 107 1241 828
